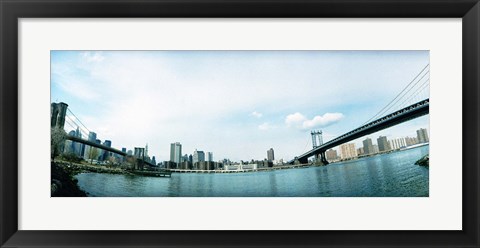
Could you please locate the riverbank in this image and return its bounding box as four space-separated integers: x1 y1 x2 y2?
51 162 87 197
52 160 136 197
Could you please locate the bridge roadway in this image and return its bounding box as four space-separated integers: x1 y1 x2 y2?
289 99 429 164
65 135 156 167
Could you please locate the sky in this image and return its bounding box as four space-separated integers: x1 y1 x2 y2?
51 50 430 162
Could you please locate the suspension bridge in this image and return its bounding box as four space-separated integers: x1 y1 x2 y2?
52 103 156 168
289 64 430 165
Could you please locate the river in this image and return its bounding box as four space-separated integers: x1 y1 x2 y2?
75 145 429 197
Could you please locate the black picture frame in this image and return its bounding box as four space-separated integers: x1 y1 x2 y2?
1 0 479 247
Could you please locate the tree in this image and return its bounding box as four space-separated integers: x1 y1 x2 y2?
51 127 66 159
87 146 100 164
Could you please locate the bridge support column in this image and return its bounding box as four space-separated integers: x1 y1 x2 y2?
313 152 328 166
320 152 329 165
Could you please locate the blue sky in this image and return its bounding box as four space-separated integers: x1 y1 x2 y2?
51 51 429 162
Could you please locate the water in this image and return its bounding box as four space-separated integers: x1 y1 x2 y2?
75 145 429 197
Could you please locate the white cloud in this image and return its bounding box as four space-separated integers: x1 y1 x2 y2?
285 112 307 127
285 112 344 130
251 111 263 118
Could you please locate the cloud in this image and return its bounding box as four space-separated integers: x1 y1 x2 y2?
258 122 274 130
285 112 344 130
251 111 263 118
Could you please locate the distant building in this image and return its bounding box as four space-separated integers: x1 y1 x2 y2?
151 156 156 165
340 143 357 159
390 138 407 150
83 131 98 160
188 154 193 163
377 136 391 152
405 137 418 146
267 148 275 161
372 145 379 154
362 137 374 155
357 147 364 156
64 130 76 154
182 154 189 162
170 142 182 164
193 149 205 164
101 140 112 161
326 149 338 161
207 152 213 162
417 128 429 143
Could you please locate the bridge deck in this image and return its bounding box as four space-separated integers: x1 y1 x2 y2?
290 99 429 164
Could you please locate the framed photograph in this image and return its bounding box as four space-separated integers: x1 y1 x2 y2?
1 0 479 247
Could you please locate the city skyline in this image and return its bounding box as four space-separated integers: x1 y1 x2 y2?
51 50 429 162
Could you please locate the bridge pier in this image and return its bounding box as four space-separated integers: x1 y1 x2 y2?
314 152 329 166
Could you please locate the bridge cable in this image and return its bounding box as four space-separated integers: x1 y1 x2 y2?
363 64 429 125
371 69 429 121
66 108 91 133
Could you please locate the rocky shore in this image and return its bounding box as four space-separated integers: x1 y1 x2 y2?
51 161 132 197
51 162 87 197
415 154 429 166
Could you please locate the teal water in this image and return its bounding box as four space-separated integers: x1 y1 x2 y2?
75 145 429 197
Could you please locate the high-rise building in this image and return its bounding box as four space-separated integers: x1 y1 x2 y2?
405 137 418 146
151 156 157 165
207 152 213 162
64 130 76 154
372 145 379 154
377 136 391 152
389 138 407 150
193 149 205 164
102 140 112 161
170 142 182 164
267 148 275 161
50 102 68 129
362 137 374 155
340 143 357 159
326 149 338 160
417 128 429 143
83 131 98 159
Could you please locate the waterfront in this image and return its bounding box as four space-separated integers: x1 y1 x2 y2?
75 145 429 197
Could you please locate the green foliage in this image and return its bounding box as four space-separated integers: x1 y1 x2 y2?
60 152 83 163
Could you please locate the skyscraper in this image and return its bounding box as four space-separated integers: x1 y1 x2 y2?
193 149 205 164
377 136 391 152
362 137 374 155
417 128 429 143
83 131 97 159
340 143 357 159
207 152 213 162
102 140 112 161
170 142 182 164
267 148 275 161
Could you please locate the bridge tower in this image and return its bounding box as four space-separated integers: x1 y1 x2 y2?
311 130 323 148
311 130 328 165
51 102 68 129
